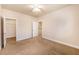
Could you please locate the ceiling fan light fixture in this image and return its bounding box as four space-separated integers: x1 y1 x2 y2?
32 7 41 12
29 4 43 13
31 4 42 9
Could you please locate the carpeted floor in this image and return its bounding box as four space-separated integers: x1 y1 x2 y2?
0 37 59 55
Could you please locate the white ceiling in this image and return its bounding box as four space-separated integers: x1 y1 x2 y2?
2 4 70 18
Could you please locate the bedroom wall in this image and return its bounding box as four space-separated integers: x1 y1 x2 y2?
2 8 36 41
39 5 79 48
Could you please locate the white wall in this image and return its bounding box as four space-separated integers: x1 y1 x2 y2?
6 19 16 38
2 9 36 41
39 5 79 48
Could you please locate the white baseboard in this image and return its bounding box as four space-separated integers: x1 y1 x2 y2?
43 36 79 49
16 36 32 42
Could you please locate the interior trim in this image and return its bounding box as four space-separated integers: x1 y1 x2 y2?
43 36 79 49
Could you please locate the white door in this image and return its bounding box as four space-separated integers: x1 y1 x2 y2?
0 17 6 49
32 22 38 37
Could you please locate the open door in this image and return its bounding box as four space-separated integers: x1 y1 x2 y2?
0 17 6 49
38 22 42 38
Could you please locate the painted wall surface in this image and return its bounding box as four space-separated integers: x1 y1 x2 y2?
2 9 36 41
39 5 79 48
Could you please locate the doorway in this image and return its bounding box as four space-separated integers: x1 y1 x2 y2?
32 21 42 38
32 21 38 37
38 22 42 37
5 18 16 47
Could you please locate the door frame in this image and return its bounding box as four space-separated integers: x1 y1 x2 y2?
1 17 16 49
4 18 16 48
